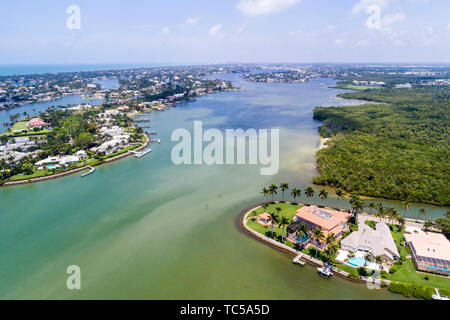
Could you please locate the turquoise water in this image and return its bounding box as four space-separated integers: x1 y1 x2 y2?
0 74 445 299
45 165 58 169
347 257 369 268
296 234 309 243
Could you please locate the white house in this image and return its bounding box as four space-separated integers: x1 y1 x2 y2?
340 222 400 265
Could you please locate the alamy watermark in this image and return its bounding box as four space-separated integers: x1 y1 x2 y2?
66 265 81 290
366 5 381 30
66 5 81 30
171 121 279 175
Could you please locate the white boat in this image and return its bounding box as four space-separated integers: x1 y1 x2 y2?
317 267 333 278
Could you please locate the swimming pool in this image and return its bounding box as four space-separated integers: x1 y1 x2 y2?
347 257 370 267
46 164 58 169
296 234 309 243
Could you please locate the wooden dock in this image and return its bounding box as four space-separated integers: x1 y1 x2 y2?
292 253 305 266
81 166 95 177
131 148 152 158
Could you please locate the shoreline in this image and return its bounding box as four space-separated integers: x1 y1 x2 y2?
239 202 380 286
1 133 150 187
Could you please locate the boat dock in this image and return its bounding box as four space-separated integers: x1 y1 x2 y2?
149 131 157 135
131 148 152 158
293 253 305 266
81 166 95 177
150 138 161 143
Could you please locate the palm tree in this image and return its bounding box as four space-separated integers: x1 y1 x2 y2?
296 223 309 243
364 253 373 267
318 189 328 200
325 244 338 261
290 187 301 204
304 186 314 199
261 187 269 203
423 221 434 232
268 212 279 238
375 255 383 266
335 188 344 200
280 182 289 202
251 211 257 221
311 227 324 257
275 206 282 216
268 184 278 202
418 208 427 221
326 233 337 249
278 216 290 242
375 203 385 222
349 192 364 223
397 216 406 230
385 207 399 225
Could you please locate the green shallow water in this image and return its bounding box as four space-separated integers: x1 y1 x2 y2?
0 75 445 299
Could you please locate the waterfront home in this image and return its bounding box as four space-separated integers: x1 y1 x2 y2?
340 222 399 266
291 206 350 248
35 155 80 167
59 155 80 166
75 150 87 159
27 117 47 129
404 231 450 275
94 139 123 154
258 213 271 226
35 156 60 167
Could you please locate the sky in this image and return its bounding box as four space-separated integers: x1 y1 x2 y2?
0 0 449 64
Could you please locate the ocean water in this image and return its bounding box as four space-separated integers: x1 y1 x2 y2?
0 74 443 299
0 63 182 76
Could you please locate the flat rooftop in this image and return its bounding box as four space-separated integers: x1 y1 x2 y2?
404 232 450 261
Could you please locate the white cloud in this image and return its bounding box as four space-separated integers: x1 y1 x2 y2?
209 24 222 36
236 24 247 34
356 39 370 47
236 0 300 16
382 12 406 27
290 29 302 37
352 0 390 14
324 25 336 32
186 17 199 25
335 39 344 45
161 27 170 34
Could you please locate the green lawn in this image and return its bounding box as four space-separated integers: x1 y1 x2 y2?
385 259 450 291
7 169 49 181
246 202 303 249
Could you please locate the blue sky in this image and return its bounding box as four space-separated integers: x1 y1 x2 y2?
0 0 449 64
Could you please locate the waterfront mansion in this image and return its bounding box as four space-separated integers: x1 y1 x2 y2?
341 222 400 266
291 205 351 249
